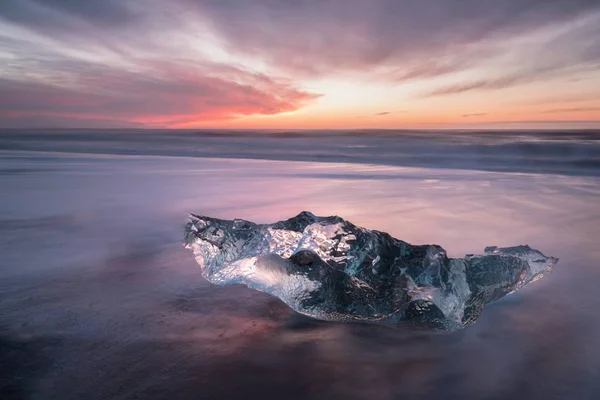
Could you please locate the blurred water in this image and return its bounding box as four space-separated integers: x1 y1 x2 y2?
1 132 600 399
2 129 600 176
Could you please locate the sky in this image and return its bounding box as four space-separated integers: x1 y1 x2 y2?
0 0 599 129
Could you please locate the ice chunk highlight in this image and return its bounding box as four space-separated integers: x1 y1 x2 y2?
184 211 558 330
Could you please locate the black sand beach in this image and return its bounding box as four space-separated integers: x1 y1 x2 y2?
1 130 600 399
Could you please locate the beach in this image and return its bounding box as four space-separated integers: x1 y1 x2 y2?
1 130 600 399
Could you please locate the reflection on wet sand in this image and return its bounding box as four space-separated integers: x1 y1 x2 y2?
1 150 600 399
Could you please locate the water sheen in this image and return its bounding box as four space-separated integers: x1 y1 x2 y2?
1 130 599 400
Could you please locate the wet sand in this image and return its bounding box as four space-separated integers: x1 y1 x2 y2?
1 142 600 399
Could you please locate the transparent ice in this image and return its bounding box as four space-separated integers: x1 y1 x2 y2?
184 212 558 330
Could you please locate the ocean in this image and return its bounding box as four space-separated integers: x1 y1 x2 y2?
1 129 599 399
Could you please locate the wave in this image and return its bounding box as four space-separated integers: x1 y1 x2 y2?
1 129 599 177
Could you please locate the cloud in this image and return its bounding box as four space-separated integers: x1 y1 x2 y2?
423 58 588 97
4 2 599 77
0 2 324 128
0 62 320 128
0 1 321 128
426 76 527 96
462 113 488 117
355 111 406 118
541 107 600 113
1 0 600 127
421 12 600 96
519 93 599 105
0 0 138 33
188 0 600 102
467 119 600 127
192 0 599 76
385 58 481 84
0 114 147 129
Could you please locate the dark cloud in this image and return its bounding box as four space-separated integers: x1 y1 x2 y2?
0 0 137 29
0 114 147 129
375 112 391 116
467 119 600 127
0 0 138 51
569 76 600 83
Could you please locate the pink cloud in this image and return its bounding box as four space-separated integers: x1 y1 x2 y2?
0 62 320 128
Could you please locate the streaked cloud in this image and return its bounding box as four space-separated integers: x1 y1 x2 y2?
0 63 319 127
193 0 600 77
0 0 599 128
462 113 488 118
426 76 531 97
542 107 600 114
519 93 599 105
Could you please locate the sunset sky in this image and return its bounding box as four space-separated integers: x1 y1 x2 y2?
1 0 599 129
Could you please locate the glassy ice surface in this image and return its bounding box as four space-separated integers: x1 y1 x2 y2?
1 130 600 399
185 212 557 330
